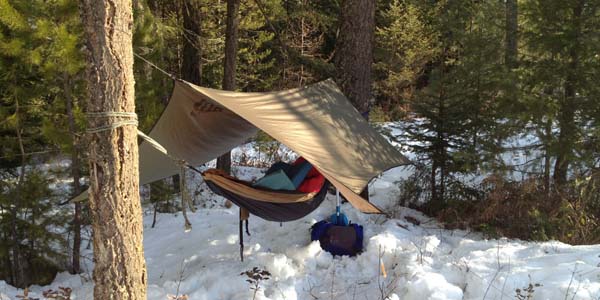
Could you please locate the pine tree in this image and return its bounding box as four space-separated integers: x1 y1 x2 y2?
236 0 278 91
505 0 518 68
216 0 241 175
403 0 512 210
80 0 147 298
133 0 177 131
374 0 440 118
520 0 600 186
334 0 376 200
133 0 181 210
181 0 203 84
33 0 87 274
278 0 333 87
334 0 375 115
0 0 78 286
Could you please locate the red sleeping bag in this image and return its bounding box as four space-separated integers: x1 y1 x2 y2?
292 157 326 193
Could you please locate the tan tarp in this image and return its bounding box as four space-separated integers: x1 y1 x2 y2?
137 81 257 183
77 79 410 213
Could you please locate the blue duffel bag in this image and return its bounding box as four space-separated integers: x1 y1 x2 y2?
310 220 363 256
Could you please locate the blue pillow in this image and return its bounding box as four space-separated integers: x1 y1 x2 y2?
252 169 296 191
289 161 313 188
265 161 291 176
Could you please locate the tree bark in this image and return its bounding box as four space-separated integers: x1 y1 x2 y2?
553 1 583 185
430 159 438 209
174 0 204 192
217 0 240 175
80 0 147 298
11 99 25 287
505 0 518 68
64 73 82 274
334 0 375 114
223 0 239 92
334 0 375 200
554 85 577 185
544 119 552 194
181 0 202 85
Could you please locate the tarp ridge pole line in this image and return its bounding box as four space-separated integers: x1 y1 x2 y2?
133 52 179 80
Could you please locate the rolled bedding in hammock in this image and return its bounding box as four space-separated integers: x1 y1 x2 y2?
202 169 330 222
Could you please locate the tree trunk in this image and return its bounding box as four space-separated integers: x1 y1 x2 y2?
181 0 208 174
430 160 438 208
64 73 82 274
80 0 147 298
176 0 204 192
223 0 239 92
553 1 582 185
554 87 577 185
505 0 518 68
217 0 240 175
10 99 25 287
437 90 446 206
334 0 375 200
181 0 202 84
334 0 375 114
543 119 552 194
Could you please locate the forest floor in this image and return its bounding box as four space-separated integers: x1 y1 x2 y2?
1 165 599 300
1 123 599 299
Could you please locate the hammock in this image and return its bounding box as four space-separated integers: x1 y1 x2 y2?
202 169 330 222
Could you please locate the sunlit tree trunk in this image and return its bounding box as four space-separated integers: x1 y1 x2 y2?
80 0 147 298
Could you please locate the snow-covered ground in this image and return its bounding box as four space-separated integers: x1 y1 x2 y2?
1 122 599 300
1 165 599 300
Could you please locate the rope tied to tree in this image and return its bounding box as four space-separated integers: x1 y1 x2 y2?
85 111 197 231
85 111 138 134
